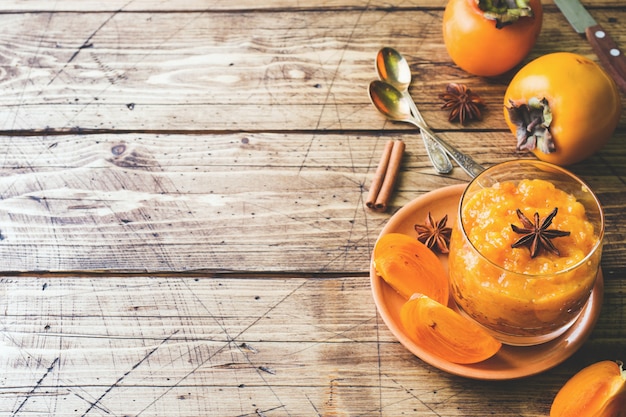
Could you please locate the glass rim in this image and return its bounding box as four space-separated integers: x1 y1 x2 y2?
458 160 605 278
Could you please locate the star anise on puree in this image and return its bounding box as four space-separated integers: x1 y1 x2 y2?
439 83 485 125
510 207 570 258
414 212 452 254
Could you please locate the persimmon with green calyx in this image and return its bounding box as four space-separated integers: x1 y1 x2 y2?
550 360 626 417
443 0 543 77
400 293 501 364
504 52 622 166
373 233 449 304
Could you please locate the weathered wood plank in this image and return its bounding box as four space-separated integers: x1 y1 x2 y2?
0 0 623 11
0 132 624 273
0 275 623 416
0 132 467 273
0 9 624 131
3 0 446 12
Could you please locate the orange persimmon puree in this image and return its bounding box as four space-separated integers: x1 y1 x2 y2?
449 179 601 338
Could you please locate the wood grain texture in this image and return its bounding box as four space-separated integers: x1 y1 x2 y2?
0 0 624 11
0 276 623 417
0 9 624 131
0 132 623 273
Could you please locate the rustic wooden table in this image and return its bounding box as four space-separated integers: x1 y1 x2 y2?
0 1 624 416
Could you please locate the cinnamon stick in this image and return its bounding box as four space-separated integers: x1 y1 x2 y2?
366 140 394 209
367 140 405 212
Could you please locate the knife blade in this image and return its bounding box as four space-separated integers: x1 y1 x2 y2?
554 0 626 94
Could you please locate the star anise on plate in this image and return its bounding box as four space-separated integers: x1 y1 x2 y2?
511 207 570 258
414 212 452 254
439 83 485 125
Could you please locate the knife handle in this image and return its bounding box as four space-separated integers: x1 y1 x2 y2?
585 24 626 95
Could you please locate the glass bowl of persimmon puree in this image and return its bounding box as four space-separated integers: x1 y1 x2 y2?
448 160 604 346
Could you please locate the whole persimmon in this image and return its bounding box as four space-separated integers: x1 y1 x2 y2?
443 0 543 76
504 52 621 166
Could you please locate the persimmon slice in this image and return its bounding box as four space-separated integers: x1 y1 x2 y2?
550 360 626 417
400 294 501 364
373 233 449 304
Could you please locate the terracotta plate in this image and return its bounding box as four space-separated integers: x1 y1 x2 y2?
370 184 604 380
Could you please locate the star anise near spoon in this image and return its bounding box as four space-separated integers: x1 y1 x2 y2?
439 83 484 125
511 208 570 258
414 212 452 254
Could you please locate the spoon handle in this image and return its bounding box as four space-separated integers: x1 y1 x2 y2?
403 92 453 174
404 117 485 178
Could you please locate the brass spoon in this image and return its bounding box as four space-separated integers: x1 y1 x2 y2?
368 80 485 178
376 47 453 174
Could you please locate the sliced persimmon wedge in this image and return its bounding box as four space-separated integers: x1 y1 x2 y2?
373 233 449 304
400 293 502 364
550 360 626 417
